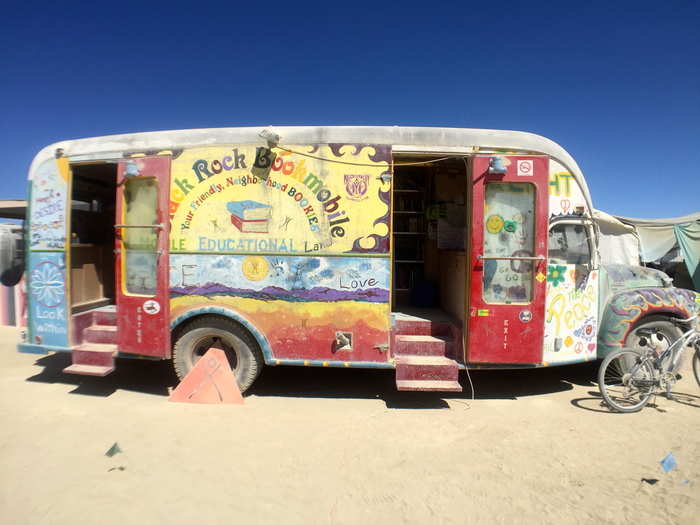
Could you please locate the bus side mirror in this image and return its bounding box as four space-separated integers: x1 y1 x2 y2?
0 223 25 287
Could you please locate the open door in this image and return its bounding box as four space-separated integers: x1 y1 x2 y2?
467 156 548 364
115 156 171 357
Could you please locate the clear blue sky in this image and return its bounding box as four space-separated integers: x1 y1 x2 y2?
1 1 698 218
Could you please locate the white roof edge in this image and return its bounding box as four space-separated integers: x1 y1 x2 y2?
28 125 591 209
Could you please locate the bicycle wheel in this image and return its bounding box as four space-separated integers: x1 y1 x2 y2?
598 349 656 413
624 316 682 372
692 343 700 388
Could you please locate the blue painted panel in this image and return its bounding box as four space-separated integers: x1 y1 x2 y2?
29 159 68 250
169 254 390 302
27 251 69 347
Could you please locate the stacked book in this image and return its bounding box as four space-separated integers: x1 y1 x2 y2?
227 200 272 233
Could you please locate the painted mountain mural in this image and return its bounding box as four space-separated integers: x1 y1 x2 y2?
170 283 389 303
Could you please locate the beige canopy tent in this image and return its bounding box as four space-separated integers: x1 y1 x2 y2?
592 210 641 266
593 210 700 291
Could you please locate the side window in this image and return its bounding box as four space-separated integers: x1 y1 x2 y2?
548 223 592 265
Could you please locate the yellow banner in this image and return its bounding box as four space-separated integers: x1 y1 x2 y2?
169 144 391 255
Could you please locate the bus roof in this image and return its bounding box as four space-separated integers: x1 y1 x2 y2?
28 126 592 210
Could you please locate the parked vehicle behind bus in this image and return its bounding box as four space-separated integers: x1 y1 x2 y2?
4 126 697 393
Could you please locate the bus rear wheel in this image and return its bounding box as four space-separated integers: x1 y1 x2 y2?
172 316 263 394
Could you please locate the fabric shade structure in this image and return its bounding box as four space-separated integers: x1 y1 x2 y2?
615 212 700 291
592 210 641 266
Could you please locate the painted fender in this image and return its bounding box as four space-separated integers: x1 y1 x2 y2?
597 287 699 358
170 305 274 363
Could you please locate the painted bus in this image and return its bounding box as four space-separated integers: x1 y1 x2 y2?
7 126 699 393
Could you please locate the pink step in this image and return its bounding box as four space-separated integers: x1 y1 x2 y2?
66 343 117 371
396 380 462 392
394 319 433 336
83 324 118 344
395 334 448 356
395 355 459 382
63 364 115 377
393 318 453 337
93 309 117 326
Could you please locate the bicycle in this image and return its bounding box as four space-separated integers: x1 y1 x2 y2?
598 315 700 413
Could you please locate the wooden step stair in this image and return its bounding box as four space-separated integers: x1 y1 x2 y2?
65 305 118 377
395 335 449 356
64 343 117 376
83 324 118 344
392 315 462 392
395 380 463 392
63 363 115 377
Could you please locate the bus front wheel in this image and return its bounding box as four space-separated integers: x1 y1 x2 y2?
172 316 264 394
624 315 682 372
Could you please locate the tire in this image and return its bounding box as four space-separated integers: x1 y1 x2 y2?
598 349 656 413
173 316 264 394
693 344 700 388
624 315 683 373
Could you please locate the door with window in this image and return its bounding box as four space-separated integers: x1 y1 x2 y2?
467 156 549 364
115 156 171 357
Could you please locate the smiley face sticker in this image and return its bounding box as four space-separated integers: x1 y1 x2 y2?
486 215 504 234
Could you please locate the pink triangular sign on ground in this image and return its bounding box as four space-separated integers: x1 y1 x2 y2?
169 348 244 404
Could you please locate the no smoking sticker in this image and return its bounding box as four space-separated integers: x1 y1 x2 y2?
143 300 161 315
517 160 534 176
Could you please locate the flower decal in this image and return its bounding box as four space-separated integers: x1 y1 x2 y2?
547 264 567 287
503 220 517 233
30 261 65 307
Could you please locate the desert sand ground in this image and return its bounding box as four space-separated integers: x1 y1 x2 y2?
0 325 698 525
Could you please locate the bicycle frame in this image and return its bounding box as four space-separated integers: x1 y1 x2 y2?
598 314 699 412
642 315 699 376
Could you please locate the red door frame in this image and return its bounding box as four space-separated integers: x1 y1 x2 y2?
115 156 171 357
467 156 548 364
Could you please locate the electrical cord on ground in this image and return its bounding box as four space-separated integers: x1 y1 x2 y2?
464 363 475 402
